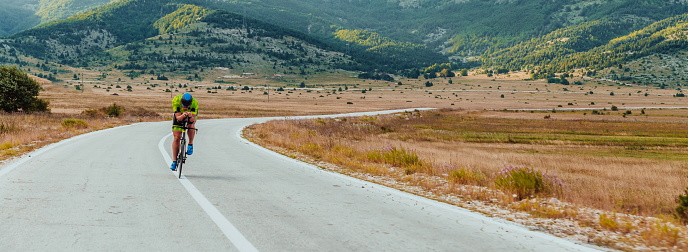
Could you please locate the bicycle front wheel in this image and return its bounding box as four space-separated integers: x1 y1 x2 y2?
177 137 186 179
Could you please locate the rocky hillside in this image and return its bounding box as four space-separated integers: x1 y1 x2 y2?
2 0 688 85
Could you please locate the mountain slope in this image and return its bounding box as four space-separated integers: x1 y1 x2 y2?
568 14 688 71
0 0 116 37
2 0 688 82
199 1 688 55
1 0 355 79
8 0 183 62
36 0 117 23
4 0 432 72
484 14 688 73
0 0 41 37
3 0 688 59
482 18 648 70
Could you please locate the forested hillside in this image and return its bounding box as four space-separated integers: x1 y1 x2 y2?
1 0 688 85
36 0 117 23
7 0 687 59
8 0 186 65
0 0 115 37
333 29 445 70
0 0 41 37
484 14 688 73
0 0 355 80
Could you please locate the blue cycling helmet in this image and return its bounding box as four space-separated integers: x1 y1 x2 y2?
181 93 193 107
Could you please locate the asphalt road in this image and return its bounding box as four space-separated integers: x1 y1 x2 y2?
0 109 601 251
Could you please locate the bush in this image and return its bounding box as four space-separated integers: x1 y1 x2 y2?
366 145 424 174
82 109 106 117
494 165 564 200
83 103 126 118
448 168 487 186
675 187 688 224
0 121 20 133
61 119 88 129
105 103 124 117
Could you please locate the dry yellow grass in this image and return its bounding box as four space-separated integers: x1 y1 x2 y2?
245 110 688 215
0 111 162 160
244 108 688 251
5 69 688 250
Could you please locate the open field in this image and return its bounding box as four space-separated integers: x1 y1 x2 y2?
44 67 688 115
244 109 688 250
5 69 688 250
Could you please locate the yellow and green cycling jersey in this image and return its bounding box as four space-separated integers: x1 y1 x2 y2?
172 94 199 114
172 94 198 131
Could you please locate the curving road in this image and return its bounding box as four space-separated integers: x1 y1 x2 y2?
0 109 600 251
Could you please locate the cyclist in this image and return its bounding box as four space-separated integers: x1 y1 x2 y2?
170 93 198 171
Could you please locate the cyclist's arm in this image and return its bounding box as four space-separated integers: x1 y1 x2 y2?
184 102 199 120
174 111 194 121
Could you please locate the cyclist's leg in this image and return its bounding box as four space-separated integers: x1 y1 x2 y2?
187 117 197 145
186 118 196 155
172 128 183 161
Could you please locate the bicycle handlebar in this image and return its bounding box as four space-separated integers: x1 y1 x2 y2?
179 117 198 132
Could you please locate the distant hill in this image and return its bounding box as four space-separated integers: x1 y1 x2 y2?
1 0 356 79
481 14 688 86
3 0 436 72
1 0 688 85
0 0 115 37
35 0 116 23
7 0 180 62
7 0 687 58
0 0 40 37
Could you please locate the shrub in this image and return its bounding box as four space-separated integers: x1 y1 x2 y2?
599 213 618 230
105 103 124 117
82 109 106 117
0 121 20 133
61 119 88 129
675 187 688 224
448 168 487 186
598 213 633 233
0 142 13 150
494 165 564 200
642 221 682 247
366 145 424 174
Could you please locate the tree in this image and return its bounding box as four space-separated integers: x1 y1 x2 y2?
0 66 49 112
439 69 455 77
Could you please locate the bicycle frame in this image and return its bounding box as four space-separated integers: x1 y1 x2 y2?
176 117 197 178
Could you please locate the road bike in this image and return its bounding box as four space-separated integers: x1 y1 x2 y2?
175 117 197 178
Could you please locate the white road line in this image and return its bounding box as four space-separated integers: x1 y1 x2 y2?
158 133 259 252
